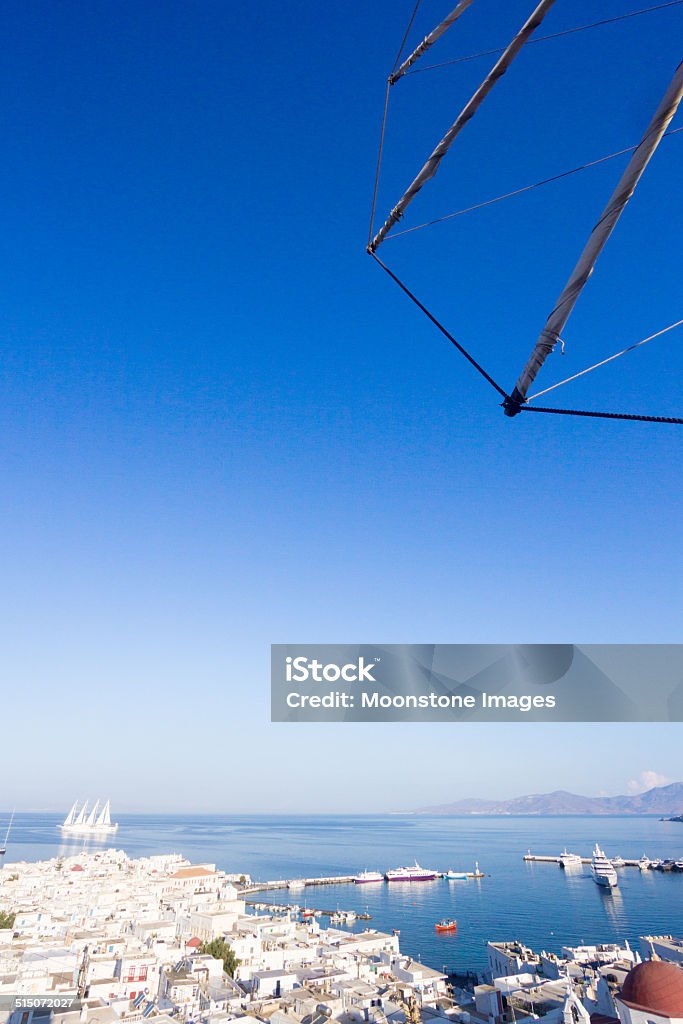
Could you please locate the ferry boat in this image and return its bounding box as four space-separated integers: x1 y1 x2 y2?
385 862 438 882
354 870 384 884
591 844 618 888
559 850 583 869
59 800 118 835
435 918 457 932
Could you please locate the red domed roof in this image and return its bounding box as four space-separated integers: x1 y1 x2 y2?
187 936 201 948
620 961 683 1018
71 864 84 872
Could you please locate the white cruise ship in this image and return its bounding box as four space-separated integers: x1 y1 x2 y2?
59 800 118 835
591 843 618 887
354 870 384 884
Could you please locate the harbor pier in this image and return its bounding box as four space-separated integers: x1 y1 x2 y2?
523 853 682 870
243 868 484 895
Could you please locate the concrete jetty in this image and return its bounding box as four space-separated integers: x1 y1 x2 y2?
242 869 484 895
241 874 356 894
524 853 638 867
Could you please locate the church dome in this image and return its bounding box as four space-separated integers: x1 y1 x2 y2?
620 961 683 1018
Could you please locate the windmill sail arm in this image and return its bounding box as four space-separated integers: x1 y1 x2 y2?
506 59 683 414
369 0 558 253
390 0 477 84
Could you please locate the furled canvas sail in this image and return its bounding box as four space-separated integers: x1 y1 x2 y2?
506 59 683 413
369 0 558 252
390 0 477 84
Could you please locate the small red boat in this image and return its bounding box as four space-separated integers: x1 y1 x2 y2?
435 918 457 932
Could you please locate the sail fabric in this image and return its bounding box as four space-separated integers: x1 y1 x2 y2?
63 801 78 827
97 801 111 826
61 799 116 830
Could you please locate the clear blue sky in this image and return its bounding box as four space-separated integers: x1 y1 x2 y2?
1 0 682 813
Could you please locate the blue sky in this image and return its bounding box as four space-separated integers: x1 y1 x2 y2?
1 0 682 813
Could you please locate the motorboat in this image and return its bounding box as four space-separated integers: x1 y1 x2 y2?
354 870 384 884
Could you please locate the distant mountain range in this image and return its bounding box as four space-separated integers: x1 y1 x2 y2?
415 782 683 816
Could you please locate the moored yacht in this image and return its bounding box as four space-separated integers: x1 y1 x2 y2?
385 861 438 882
354 870 384 884
559 849 583 869
591 844 618 887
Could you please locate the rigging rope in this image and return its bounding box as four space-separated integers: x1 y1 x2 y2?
403 1 683 76
391 0 423 75
368 0 423 245
383 127 683 241
526 320 683 401
369 251 509 399
520 404 683 424
367 3 683 426
369 254 683 425
368 81 392 247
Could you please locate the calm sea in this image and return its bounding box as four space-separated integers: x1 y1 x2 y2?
2 813 683 973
